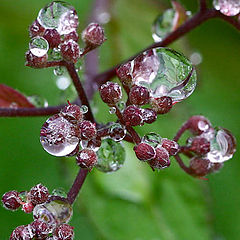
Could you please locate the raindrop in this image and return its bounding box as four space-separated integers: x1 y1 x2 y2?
40 114 80 157
52 188 67 198
206 128 236 163
27 95 48 107
37 1 78 35
51 47 62 60
142 132 162 148
109 107 116 114
54 66 65 76
56 75 70 90
80 105 88 114
96 138 125 173
33 199 72 232
29 36 49 57
124 47 197 103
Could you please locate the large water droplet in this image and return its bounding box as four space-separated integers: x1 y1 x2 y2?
37 1 78 35
142 132 162 148
33 200 72 231
29 36 49 57
123 47 196 102
206 128 236 163
213 0 240 16
96 138 125 173
40 114 79 157
52 188 67 198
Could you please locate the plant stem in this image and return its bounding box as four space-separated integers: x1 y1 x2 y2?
64 61 95 123
67 168 88 204
174 154 193 175
0 105 65 117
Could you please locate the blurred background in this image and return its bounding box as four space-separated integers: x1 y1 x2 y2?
0 0 239 239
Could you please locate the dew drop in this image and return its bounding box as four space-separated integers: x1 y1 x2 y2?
206 128 236 163
40 114 80 157
29 36 49 57
142 132 162 148
54 66 65 76
33 200 72 232
80 105 88 114
27 95 48 107
125 47 197 102
96 138 125 173
52 188 67 198
109 107 116 114
37 1 78 34
51 47 62 60
116 101 125 111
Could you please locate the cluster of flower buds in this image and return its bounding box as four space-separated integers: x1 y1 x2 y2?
25 1 105 68
134 133 179 170
177 115 236 177
2 184 74 239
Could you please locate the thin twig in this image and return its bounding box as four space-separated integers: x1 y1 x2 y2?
67 168 88 204
0 105 65 117
64 61 95 122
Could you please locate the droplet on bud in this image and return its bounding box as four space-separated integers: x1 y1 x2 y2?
40 114 80 157
206 128 236 163
213 0 240 16
52 188 67 198
80 105 88 114
54 66 65 76
96 138 125 173
29 36 49 57
37 1 78 34
33 200 73 231
109 107 116 114
142 132 162 148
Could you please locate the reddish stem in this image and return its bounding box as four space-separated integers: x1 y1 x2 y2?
174 154 193 175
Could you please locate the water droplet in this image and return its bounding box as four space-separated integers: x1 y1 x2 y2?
33 200 72 231
213 0 240 16
52 188 67 198
37 1 78 34
80 138 101 152
206 128 236 163
96 138 125 173
109 123 126 141
127 47 196 102
117 101 125 111
29 36 49 57
109 107 116 114
54 66 65 76
51 47 62 60
40 114 80 157
27 95 48 107
80 105 88 114
142 132 162 148
18 191 28 203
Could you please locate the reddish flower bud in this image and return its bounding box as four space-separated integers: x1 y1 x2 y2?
141 108 157 124
116 62 132 86
161 138 179 156
76 149 98 169
79 120 97 140
29 20 45 38
60 104 83 124
10 225 25 240
129 85 150 105
99 82 122 106
25 50 48 68
122 105 143 126
148 147 170 169
150 96 173 114
54 224 74 240
189 137 210 155
2 191 21 211
64 31 79 42
82 23 105 49
187 115 211 135
31 220 50 239
60 40 80 63
29 183 49 206
22 202 34 213
43 29 61 48
189 157 211 176
134 143 156 161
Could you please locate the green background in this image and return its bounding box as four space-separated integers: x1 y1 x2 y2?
0 0 239 239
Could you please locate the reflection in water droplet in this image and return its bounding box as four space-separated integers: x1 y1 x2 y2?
37 1 78 34
52 188 67 198
190 52 202 66
54 66 65 76
33 200 72 232
96 138 125 173
29 36 49 57
40 114 79 157
56 76 70 90
109 123 126 142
